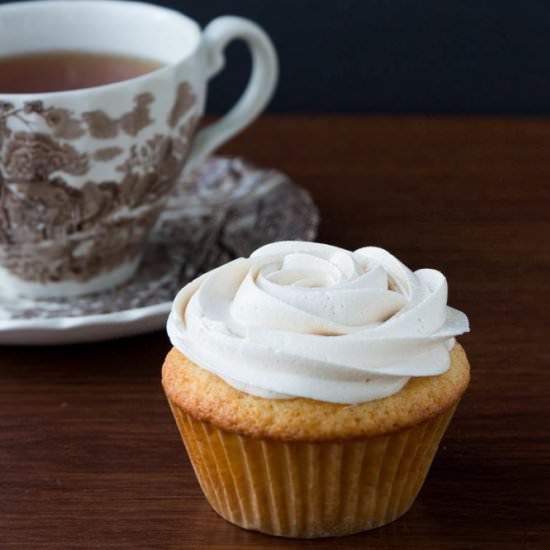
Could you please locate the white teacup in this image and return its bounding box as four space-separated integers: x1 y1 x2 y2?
0 0 278 298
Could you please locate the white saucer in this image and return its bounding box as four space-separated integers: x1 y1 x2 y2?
0 157 319 345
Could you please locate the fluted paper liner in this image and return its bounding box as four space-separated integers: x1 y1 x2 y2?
167 399 457 538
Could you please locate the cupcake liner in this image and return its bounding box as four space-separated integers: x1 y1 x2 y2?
167 399 458 538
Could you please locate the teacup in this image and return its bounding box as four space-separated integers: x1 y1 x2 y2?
0 0 277 298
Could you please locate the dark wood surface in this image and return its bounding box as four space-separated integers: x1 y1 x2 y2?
1 116 549 549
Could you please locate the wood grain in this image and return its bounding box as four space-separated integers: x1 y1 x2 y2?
1 116 549 549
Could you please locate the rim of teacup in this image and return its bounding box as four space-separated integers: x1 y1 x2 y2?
0 0 202 100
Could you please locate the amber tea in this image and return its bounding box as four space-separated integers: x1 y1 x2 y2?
0 51 163 93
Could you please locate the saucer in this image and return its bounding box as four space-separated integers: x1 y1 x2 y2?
0 156 319 345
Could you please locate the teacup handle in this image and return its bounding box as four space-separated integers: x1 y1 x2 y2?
185 16 278 171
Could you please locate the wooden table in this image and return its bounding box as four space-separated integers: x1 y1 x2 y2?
2 117 549 549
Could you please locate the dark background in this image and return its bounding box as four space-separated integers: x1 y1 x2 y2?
155 0 550 114
3 0 550 113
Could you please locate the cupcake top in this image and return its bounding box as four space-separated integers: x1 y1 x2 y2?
167 241 469 405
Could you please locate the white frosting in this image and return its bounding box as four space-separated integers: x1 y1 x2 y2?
167 242 469 404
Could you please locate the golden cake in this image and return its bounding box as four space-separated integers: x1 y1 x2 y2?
162 242 470 538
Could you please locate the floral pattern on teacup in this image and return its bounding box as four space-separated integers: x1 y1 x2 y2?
0 82 197 283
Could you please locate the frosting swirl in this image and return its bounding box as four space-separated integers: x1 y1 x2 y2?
167 242 469 404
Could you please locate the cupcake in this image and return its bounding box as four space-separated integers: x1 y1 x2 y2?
163 241 470 538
